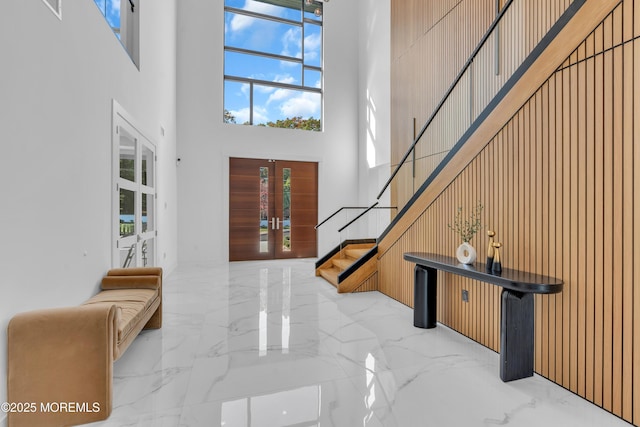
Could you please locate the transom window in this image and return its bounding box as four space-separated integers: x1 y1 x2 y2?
224 0 323 131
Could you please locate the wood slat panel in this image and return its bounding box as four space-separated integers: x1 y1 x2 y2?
352 272 378 293
634 37 640 427
622 34 634 422
593 20 605 408
391 0 582 213
386 1 637 424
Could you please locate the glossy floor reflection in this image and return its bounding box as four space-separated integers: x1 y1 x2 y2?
87 259 629 427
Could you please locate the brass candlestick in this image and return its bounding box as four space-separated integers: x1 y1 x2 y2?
486 230 495 272
492 242 502 275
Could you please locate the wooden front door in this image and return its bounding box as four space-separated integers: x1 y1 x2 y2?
229 157 318 261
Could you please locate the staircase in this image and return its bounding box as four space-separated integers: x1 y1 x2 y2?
314 0 605 297
315 240 377 293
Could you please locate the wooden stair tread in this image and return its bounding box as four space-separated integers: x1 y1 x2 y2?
344 247 373 259
318 266 340 287
332 258 355 271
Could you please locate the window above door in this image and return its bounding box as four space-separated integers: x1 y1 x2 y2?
223 0 323 131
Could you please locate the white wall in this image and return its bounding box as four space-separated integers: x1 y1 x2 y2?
0 0 178 412
177 0 362 264
358 0 391 237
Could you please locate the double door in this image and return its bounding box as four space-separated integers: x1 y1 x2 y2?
229 158 317 261
113 115 156 268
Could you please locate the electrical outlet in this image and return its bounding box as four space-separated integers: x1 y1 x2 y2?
462 289 469 302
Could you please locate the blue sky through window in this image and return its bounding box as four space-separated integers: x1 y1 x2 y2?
224 0 323 129
94 0 121 38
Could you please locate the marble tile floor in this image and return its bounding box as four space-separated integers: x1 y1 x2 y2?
79 258 630 427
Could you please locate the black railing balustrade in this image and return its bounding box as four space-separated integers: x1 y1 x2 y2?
317 0 581 246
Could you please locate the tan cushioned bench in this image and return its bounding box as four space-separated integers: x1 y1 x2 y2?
7 267 162 427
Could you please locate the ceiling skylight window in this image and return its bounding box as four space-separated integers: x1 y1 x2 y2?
224 0 324 131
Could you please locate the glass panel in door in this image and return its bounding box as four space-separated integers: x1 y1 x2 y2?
282 168 291 252
141 144 154 187
137 139 156 267
120 188 136 237
260 166 269 253
119 133 136 182
120 242 138 268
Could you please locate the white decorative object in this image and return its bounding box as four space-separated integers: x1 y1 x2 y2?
456 242 477 265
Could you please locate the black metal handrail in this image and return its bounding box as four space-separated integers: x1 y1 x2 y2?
316 204 398 230
338 202 394 233
315 206 377 229
376 0 516 200
335 202 378 232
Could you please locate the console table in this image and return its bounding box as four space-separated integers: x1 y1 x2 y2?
403 252 563 382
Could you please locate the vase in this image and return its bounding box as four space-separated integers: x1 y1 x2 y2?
456 242 477 265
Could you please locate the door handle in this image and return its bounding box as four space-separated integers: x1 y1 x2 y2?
270 218 281 230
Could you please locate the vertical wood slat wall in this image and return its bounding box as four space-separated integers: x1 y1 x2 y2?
390 0 574 215
391 0 495 167
390 0 495 214
384 1 640 424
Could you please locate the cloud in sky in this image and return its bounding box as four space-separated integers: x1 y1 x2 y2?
267 88 294 105
229 0 280 32
304 32 321 62
230 106 269 124
280 92 320 117
109 0 120 17
230 107 251 124
274 75 296 85
281 28 302 58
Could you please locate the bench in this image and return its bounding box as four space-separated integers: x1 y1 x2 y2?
403 252 562 382
7 267 162 427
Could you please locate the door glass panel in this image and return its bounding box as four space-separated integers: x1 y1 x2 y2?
119 132 136 182
141 238 154 267
120 242 137 268
142 192 154 232
282 168 291 252
120 188 135 237
260 167 269 253
141 144 154 187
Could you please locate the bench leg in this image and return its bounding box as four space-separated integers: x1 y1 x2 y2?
414 265 437 329
500 290 534 381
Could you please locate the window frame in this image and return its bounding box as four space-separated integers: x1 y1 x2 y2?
93 0 140 68
223 1 324 131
